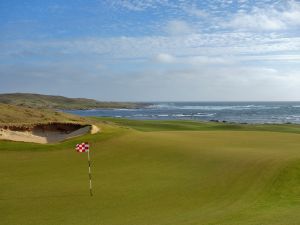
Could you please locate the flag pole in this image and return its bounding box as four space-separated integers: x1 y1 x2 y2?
87 149 93 196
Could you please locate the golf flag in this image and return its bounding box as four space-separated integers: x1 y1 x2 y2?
75 142 93 196
76 142 89 153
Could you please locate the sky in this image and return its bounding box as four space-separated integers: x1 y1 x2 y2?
0 0 300 101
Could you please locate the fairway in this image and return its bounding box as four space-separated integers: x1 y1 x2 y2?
1 119 300 225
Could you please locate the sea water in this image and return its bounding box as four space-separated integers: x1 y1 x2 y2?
65 102 300 124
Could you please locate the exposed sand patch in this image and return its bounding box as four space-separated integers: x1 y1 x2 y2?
0 123 100 144
91 124 100 134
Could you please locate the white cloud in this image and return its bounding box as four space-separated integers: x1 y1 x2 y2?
165 20 194 36
184 55 235 65
225 0 300 31
154 53 235 66
227 10 285 31
2 32 300 63
239 54 300 63
110 0 168 11
282 0 300 25
1 0 300 101
185 5 208 18
115 64 300 101
155 53 175 63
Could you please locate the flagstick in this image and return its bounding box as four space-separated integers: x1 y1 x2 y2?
87 150 93 196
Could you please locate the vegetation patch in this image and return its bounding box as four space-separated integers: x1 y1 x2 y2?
0 93 149 110
2 118 300 225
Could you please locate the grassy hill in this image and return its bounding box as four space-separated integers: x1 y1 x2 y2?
2 118 300 225
0 93 148 110
0 103 86 125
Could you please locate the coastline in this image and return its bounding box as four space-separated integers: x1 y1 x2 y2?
64 101 300 125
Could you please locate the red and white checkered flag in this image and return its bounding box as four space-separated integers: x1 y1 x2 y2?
76 142 89 153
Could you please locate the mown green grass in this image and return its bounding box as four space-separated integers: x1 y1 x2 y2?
94 117 300 134
1 118 300 225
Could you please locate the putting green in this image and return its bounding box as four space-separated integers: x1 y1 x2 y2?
1 119 300 225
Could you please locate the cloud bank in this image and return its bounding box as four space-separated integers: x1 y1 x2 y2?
0 0 299 100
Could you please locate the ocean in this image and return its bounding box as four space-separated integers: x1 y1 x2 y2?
65 102 300 124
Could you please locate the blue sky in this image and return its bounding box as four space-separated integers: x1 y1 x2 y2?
0 0 300 101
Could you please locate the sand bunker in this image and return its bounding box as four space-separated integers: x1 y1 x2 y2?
0 123 100 144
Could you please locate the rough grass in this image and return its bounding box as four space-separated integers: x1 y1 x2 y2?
0 103 86 125
0 93 148 109
1 118 300 225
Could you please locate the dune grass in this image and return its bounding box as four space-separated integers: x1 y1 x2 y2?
0 103 86 125
0 93 148 110
1 118 300 225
